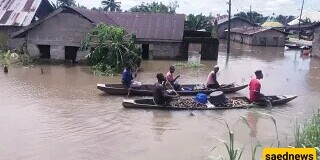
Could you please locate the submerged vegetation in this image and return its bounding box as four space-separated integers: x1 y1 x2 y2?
213 110 320 159
0 47 34 67
173 62 206 69
293 111 320 152
81 24 142 76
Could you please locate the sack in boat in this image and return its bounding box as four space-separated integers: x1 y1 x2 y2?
193 84 206 90
130 81 142 88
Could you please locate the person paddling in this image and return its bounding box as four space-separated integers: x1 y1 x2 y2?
154 73 178 105
166 66 181 90
121 63 136 88
249 70 265 102
206 65 220 89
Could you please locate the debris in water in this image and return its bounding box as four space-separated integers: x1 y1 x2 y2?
4 66 8 73
41 68 44 74
189 112 196 116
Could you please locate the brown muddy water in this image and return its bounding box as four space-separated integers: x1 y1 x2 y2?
1 42 320 160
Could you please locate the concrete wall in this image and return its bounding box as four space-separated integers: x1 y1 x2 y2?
252 30 286 46
27 12 94 59
230 33 253 45
230 30 286 46
218 19 255 39
0 26 25 50
149 42 181 59
312 27 320 58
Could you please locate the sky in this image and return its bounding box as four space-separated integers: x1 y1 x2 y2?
52 0 320 16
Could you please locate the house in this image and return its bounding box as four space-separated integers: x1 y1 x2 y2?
217 17 258 39
12 6 187 61
288 11 320 26
312 25 320 58
229 27 287 46
0 0 54 49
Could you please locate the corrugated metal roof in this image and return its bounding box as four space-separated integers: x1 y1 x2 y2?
261 17 284 28
0 0 47 26
106 12 185 42
13 7 185 42
72 7 118 26
288 11 320 26
230 27 286 35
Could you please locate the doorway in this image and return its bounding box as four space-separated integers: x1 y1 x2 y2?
65 46 79 61
142 44 149 60
38 45 50 59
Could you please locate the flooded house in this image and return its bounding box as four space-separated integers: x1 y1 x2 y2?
229 27 287 46
313 25 320 58
12 6 190 61
0 0 54 49
217 17 258 39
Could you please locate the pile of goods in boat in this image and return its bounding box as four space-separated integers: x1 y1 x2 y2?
171 98 207 108
214 98 250 108
171 98 250 108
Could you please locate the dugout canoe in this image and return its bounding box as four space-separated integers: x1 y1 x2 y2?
122 95 297 110
97 83 248 96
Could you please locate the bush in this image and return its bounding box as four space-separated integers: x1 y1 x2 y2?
81 24 142 75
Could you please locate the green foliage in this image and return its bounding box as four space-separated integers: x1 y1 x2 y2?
0 50 33 67
276 15 295 26
52 0 76 9
223 123 245 160
129 1 178 13
101 0 121 12
81 24 142 75
185 14 213 31
234 11 267 24
294 111 320 149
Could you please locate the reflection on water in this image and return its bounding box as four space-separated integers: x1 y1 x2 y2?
0 41 320 160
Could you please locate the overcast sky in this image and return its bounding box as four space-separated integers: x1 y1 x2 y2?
53 0 320 16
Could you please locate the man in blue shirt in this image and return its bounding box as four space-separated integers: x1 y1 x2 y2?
122 64 136 87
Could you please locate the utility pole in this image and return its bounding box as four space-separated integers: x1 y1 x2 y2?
298 0 305 40
249 5 252 22
227 0 231 56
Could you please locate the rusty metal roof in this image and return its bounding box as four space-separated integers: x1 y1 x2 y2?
230 27 287 35
13 7 185 42
0 0 51 26
72 7 119 26
106 12 185 42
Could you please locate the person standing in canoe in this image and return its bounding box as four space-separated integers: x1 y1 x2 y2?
154 73 178 105
249 70 265 102
166 66 181 90
121 63 137 88
206 65 220 89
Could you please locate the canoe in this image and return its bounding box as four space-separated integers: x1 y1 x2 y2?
122 95 297 110
97 83 248 96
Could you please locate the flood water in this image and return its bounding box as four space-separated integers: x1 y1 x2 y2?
1 41 320 160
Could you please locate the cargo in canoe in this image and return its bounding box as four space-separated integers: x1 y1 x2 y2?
97 83 248 96
122 95 297 110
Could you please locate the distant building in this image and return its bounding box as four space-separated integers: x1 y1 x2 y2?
261 17 284 28
217 17 258 39
288 11 320 26
12 7 195 61
313 25 320 58
230 27 287 46
0 0 54 49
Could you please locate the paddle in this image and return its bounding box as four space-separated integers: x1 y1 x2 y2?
126 67 139 99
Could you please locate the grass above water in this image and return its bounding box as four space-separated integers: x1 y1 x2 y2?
213 110 320 160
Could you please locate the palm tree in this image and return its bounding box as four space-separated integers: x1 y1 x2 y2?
101 0 121 12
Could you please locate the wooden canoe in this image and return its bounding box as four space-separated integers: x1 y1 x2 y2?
97 83 248 96
122 95 297 110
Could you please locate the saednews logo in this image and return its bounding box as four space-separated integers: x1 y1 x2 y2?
263 148 316 160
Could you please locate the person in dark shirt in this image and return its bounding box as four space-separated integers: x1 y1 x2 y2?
121 64 136 88
154 73 178 105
